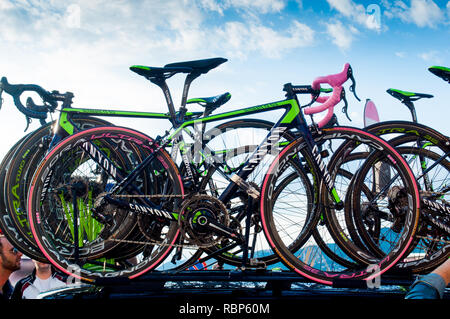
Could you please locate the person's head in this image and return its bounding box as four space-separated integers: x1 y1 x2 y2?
32 260 52 273
0 235 22 273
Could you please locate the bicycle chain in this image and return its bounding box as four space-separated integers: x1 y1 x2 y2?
111 194 185 198
105 237 208 249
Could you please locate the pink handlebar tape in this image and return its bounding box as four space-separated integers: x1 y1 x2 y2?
303 63 350 128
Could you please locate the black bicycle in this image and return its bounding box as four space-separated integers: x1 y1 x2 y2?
23 61 422 286
318 66 450 276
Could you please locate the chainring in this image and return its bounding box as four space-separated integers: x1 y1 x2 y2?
178 194 231 248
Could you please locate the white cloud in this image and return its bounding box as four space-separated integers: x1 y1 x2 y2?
198 0 286 14
395 51 406 58
349 25 360 34
0 0 14 10
215 20 315 59
198 0 225 15
419 50 442 63
409 0 444 27
327 0 355 17
385 0 445 27
225 0 286 13
326 21 354 51
0 0 310 63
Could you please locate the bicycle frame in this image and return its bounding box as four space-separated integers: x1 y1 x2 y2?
49 106 203 147
80 88 344 244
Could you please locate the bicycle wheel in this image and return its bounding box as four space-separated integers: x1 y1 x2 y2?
4 117 112 262
192 119 298 268
359 121 450 273
0 131 44 259
318 121 450 274
27 126 183 282
260 126 420 285
350 146 450 273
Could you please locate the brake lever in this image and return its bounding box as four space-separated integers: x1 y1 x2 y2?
341 88 351 121
24 115 31 132
347 65 361 102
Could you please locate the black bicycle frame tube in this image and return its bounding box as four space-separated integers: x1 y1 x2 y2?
107 98 299 198
67 90 346 237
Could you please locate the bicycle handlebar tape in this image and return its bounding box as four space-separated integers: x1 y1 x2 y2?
304 63 352 128
304 86 343 128
14 95 47 120
311 63 350 90
0 77 49 119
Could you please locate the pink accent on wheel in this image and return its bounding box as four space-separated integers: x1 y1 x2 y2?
129 229 182 279
27 126 184 281
259 127 419 285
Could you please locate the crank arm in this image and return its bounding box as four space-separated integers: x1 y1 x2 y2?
198 216 244 243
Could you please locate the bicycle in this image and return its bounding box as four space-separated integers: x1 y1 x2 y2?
25 62 421 285
0 58 237 266
0 57 299 270
225 65 450 277
321 66 450 275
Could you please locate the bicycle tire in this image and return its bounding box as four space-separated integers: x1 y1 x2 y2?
315 121 450 273
350 146 450 273
195 119 297 267
260 126 420 285
27 126 184 282
3 117 113 261
358 121 450 273
0 131 45 260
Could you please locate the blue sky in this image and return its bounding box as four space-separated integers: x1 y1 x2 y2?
0 0 449 160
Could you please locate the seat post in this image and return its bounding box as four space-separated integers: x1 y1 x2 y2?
402 100 418 123
181 72 201 108
149 76 178 126
177 72 201 124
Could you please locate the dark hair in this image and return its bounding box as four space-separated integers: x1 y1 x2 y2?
0 235 4 256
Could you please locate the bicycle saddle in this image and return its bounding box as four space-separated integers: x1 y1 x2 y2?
129 65 193 78
187 92 231 116
428 66 450 83
386 88 433 102
187 92 231 108
165 57 227 74
130 58 227 79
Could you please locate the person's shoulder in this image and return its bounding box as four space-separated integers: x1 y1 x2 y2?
14 273 35 288
10 275 34 300
1 280 14 298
